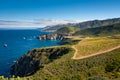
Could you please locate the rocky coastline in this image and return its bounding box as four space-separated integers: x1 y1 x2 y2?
37 33 64 40
10 33 69 77
10 47 71 77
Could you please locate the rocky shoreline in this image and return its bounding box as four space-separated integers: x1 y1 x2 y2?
10 33 69 77
10 47 71 77
37 33 64 40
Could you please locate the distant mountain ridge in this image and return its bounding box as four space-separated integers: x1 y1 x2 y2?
40 23 75 32
55 26 80 35
41 18 120 32
73 22 120 36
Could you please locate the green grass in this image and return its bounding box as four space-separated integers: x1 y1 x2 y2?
27 46 120 80
60 38 80 45
2 37 120 80
55 26 80 34
74 37 120 57
0 76 26 80
11 46 72 77
24 37 120 80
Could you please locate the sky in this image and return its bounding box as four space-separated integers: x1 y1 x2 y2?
0 0 120 28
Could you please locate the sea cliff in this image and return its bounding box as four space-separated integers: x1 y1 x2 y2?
11 47 71 77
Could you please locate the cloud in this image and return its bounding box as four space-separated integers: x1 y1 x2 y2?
0 20 36 27
0 19 82 28
34 19 81 26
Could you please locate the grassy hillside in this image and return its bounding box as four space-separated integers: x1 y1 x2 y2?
1 37 120 80
25 37 120 80
27 39 120 80
59 38 80 45
55 26 80 35
11 47 72 77
2 49 120 80
74 23 120 36
74 37 120 58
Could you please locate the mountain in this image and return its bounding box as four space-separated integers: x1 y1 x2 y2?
40 23 75 32
41 18 120 32
73 23 120 36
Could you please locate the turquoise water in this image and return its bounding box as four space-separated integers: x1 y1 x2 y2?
0 29 60 76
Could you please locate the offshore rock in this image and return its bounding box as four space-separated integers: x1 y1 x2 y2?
37 33 64 40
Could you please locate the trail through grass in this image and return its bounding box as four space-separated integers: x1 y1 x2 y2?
72 37 120 59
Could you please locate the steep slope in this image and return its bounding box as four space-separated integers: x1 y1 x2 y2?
11 47 72 77
27 42 120 80
41 23 75 32
74 23 120 36
55 26 80 35
8 37 120 80
41 18 120 32
27 37 120 80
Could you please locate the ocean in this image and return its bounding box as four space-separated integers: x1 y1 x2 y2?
0 29 60 77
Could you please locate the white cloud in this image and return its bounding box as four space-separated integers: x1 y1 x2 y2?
0 19 82 29
0 20 36 28
34 19 81 26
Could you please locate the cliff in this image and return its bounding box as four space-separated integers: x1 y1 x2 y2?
37 26 79 40
11 47 71 77
37 33 64 40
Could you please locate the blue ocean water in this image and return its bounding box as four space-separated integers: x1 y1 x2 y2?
0 29 60 77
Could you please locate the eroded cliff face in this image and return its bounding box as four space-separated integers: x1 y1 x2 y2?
37 33 64 40
11 47 71 77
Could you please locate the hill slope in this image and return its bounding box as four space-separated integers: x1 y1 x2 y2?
27 38 120 80
41 18 120 32
74 23 120 36
7 37 120 80
11 47 72 77
55 26 80 35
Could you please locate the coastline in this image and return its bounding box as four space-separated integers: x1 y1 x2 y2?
0 30 60 77
10 36 80 77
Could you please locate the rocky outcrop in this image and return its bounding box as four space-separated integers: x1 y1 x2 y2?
11 47 71 77
37 33 64 40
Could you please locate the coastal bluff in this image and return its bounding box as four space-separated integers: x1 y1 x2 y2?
11 47 71 77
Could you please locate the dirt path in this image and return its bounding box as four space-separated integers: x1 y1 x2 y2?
72 45 120 60
71 45 78 59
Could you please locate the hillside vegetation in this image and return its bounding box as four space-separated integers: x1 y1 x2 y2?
1 37 120 80
59 38 80 45
27 37 120 80
1 18 120 80
74 23 120 36
55 26 80 35
73 37 120 58
11 47 72 77
42 18 120 31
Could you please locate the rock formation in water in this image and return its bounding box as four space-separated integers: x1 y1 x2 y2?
37 33 64 40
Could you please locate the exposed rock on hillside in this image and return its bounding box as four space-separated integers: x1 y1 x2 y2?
11 47 71 77
37 33 64 40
